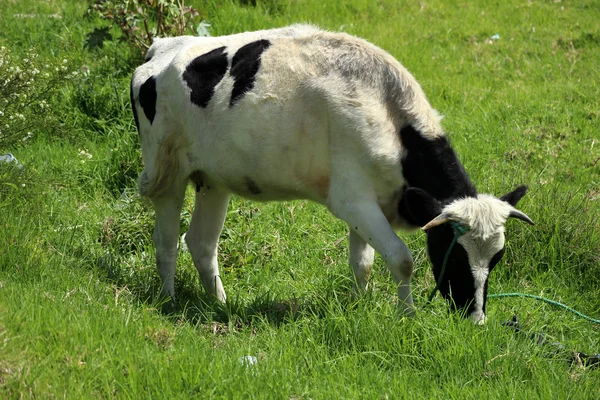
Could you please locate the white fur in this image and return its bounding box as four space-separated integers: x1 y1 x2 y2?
443 195 514 240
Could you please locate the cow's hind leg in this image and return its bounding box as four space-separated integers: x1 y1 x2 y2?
331 197 415 316
185 184 230 303
349 229 375 293
151 179 187 301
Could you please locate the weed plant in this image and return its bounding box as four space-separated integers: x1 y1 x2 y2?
0 46 77 150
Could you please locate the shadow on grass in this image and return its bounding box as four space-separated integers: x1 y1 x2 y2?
93 247 358 330
174 279 362 331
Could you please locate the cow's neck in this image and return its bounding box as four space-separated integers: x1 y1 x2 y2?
400 125 477 204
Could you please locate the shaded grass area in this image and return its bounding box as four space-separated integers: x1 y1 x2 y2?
1 0 599 397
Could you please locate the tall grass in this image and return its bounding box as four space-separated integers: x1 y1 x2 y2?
0 0 599 398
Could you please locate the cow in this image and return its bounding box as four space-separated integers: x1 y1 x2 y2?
130 24 534 323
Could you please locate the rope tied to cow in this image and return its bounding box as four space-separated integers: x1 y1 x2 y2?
488 293 600 324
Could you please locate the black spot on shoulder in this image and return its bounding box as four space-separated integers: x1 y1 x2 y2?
130 79 140 134
139 76 157 124
183 46 228 108
229 40 271 107
245 177 261 195
400 125 477 202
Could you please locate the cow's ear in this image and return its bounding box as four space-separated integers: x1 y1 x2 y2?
500 185 528 207
399 187 442 228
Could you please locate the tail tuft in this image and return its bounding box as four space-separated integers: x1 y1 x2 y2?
139 134 184 199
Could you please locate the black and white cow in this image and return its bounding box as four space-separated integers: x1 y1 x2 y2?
130 25 534 323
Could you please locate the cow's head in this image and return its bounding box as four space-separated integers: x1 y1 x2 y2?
402 185 534 324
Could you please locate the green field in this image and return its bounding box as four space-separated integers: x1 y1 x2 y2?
1 0 599 398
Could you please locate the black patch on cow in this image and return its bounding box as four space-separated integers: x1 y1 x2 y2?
479 247 506 315
189 170 204 192
489 247 505 271
139 76 157 124
481 280 489 315
229 40 271 107
426 225 476 314
245 177 261 195
400 125 477 202
183 46 228 108
130 79 140 134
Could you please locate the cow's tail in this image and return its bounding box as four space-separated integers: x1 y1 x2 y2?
138 133 186 200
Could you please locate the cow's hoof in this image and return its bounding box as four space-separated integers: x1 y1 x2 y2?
159 297 177 315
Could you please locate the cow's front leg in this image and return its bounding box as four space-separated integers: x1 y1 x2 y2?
331 199 415 316
151 180 187 301
185 184 230 303
349 229 375 293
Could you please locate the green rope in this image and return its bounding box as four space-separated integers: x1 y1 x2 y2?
488 292 600 324
427 221 469 302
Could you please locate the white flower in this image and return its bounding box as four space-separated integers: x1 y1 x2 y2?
78 149 93 159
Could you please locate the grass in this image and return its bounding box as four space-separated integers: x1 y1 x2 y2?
1 0 599 398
